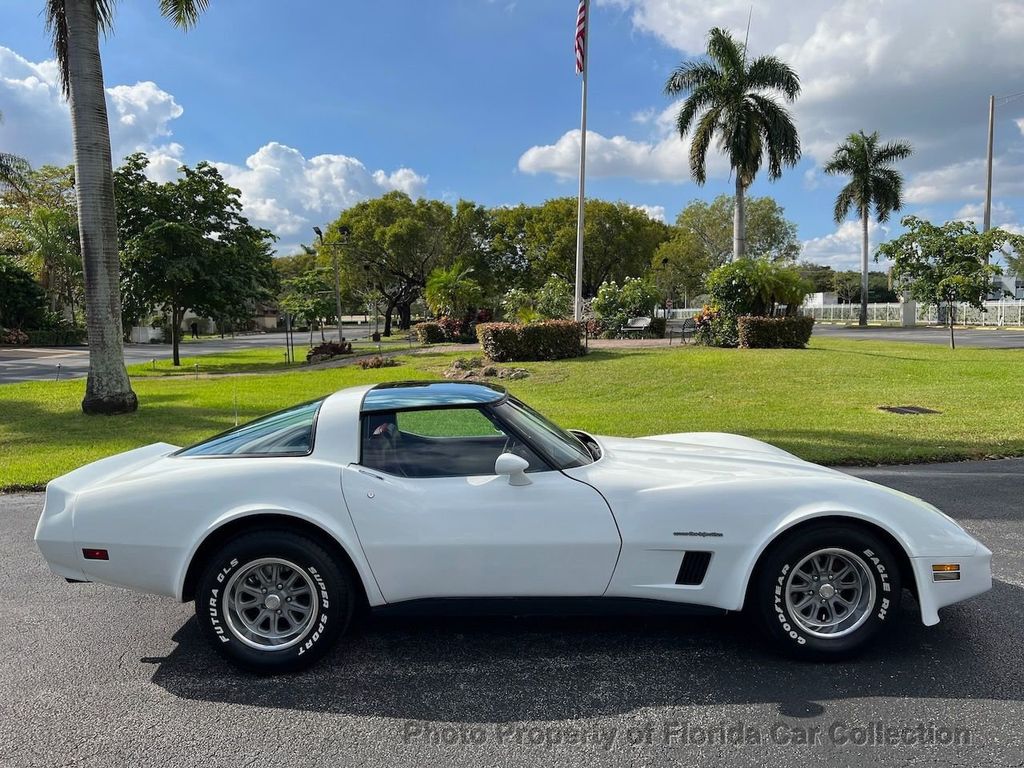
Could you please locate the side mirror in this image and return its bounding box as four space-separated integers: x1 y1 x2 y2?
494 453 531 486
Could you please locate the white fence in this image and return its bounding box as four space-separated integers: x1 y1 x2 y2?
654 308 702 320
805 300 1024 327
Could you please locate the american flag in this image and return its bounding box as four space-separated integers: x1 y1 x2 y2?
575 0 587 75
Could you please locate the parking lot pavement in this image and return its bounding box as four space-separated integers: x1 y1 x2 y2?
2 459 1022 767
813 323 1024 348
0 326 372 384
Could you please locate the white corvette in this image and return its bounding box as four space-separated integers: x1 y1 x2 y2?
36 381 991 672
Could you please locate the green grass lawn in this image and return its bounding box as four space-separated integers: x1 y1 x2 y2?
3 338 1023 490
126 347 298 377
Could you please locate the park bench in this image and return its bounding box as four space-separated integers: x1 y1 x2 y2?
618 316 652 338
667 317 697 345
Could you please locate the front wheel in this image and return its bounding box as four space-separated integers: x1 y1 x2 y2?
195 530 353 673
750 523 902 658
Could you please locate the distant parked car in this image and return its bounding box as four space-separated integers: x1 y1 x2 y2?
36 382 991 672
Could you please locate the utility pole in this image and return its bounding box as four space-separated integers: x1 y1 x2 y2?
313 226 348 342
983 95 995 233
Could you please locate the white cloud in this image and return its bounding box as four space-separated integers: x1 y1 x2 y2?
0 46 183 166
905 157 1024 204
801 219 889 270
0 45 428 254
590 1 1024 205
518 121 730 183
214 142 427 250
633 204 666 221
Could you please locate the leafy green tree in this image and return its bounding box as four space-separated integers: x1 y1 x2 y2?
665 27 801 260
425 263 483 319
0 111 31 204
0 165 82 319
280 268 336 344
116 154 277 365
652 229 712 307
0 256 47 330
824 130 913 326
44 1 210 412
676 195 799 266
878 217 1021 348
328 192 455 336
488 198 668 297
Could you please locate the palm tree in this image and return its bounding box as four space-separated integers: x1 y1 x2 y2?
823 131 912 326
665 27 801 261
0 111 32 204
45 1 208 414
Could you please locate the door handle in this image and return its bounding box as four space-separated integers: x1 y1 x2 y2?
357 467 385 481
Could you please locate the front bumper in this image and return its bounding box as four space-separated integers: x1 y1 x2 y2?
911 543 993 626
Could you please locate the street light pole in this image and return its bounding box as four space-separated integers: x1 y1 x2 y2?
983 94 995 233
313 226 347 343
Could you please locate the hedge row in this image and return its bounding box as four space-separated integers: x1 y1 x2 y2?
737 315 815 349
25 328 88 346
476 320 585 362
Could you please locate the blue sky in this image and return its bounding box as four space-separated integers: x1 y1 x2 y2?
2 0 1023 265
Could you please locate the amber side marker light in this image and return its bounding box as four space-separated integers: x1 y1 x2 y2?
82 548 109 561
932 563 960 581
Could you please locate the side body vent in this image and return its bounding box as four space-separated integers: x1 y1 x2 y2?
675 551 712 585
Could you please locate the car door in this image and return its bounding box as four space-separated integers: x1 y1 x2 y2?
341 405 621 603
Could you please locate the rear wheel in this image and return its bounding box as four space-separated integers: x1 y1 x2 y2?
751 523 902 658
195 530 353 673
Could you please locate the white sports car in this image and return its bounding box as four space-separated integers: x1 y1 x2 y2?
36 381 991 672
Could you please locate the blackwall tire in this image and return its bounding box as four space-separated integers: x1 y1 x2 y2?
751 523 902 659
195 530 353 673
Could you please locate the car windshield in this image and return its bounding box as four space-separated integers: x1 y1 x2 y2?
493 397 594 469
176 399 324 457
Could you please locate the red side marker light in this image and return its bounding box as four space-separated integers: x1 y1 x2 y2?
82 548 109 560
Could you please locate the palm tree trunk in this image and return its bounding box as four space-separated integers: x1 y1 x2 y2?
66 0 137 413
733 176 746 261
859 210 869 327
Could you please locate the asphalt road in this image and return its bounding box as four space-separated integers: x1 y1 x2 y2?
2 459 1022 768
814 324 1024 348
0 325 372 384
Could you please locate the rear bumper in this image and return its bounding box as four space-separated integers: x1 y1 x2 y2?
34 483 89 583
912 543 992 626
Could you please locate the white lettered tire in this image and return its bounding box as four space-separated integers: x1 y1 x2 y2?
195 530 353 673
751 523 902 658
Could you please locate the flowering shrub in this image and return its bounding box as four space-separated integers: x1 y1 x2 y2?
436 315 475 342
0 328 29 345
415 322 446 344
693 305 739 348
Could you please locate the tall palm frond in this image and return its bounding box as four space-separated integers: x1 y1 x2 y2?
0 110 32 203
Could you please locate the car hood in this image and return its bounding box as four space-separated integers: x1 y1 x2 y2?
575 432 852 487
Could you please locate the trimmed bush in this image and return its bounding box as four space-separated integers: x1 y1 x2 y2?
24 328 87 346
358 355 400 369
476 320 585 362
306 340 352 363
415 322 446 344
737 315 815 349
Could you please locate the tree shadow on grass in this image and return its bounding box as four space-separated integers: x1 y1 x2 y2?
148 582 1020 722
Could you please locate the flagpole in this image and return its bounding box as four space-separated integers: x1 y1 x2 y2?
574 0 589 322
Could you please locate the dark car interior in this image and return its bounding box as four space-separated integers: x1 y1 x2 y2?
361 412 544 478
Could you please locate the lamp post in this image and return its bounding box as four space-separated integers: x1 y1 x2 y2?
313 225 349 342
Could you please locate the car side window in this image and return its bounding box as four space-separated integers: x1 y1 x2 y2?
361 407 546 478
